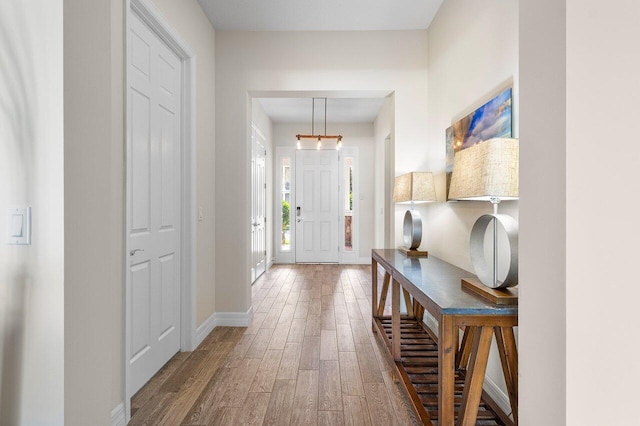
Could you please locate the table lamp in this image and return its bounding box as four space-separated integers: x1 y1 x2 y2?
448 138 519 302
393 172 436 257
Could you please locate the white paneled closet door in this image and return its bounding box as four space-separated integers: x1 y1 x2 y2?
127 11 182 395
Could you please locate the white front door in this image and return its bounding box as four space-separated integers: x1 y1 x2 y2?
295 150 340 263
127 11 182 395
251 126 267 282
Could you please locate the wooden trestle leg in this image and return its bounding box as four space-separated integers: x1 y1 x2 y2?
495 326 519 425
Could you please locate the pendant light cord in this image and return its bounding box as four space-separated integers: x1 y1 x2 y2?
300 97 340 148
324 97 327 136
312 98 315 135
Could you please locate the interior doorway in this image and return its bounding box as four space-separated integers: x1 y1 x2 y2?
259 92 391 266
125 0 197 421
126 7 182 397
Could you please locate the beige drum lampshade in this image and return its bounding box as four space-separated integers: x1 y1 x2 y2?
393 172 436 204
448 138 519 201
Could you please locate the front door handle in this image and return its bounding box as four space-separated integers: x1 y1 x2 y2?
130 248 145 256
296 206 301 217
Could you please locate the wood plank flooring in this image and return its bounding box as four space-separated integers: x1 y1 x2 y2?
130 264 420 425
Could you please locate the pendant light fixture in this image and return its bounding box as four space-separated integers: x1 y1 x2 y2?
296 98 343 150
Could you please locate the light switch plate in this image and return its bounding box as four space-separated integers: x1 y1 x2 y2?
7 206 31 245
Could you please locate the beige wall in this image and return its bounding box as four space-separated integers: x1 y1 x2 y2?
64 0 125 422
425 0 519 273
215 30 428 313
424 0 519 411
0 1 64 424
565 0 640 423
152 0 217 330
519 0 567 422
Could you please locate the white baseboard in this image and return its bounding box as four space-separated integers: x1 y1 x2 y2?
194 311 217 349
357 257 372 265
268 258 275 269
424 312 439 335
215 306 254 327
194 307 255 348
111 402 126 426
483 375 512 417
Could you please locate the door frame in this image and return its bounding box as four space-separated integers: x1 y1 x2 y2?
124 0 197 421
339 146 359 264
275 146 366 264
274 146 296 264
251 123 267 282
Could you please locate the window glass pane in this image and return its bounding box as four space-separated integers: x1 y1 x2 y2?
344 157 353 252
281 157 291 252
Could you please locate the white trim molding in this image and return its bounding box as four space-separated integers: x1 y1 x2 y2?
111 403 126 426
483 375 512 418
194 307 256 348
194 312 218 349
274 146 296 264
216 306 255 327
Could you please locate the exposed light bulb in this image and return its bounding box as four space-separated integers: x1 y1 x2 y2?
296 140 301 149
317 139 322 150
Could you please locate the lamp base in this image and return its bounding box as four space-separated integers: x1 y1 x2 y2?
461 278 518 305
398 247 428 258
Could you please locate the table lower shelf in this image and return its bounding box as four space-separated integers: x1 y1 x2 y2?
373 316 512 426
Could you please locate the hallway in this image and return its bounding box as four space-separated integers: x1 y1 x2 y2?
129 264 419 425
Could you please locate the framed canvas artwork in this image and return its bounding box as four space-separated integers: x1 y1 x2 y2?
446 87 513 200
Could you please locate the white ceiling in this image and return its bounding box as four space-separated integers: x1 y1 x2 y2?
197 0 444 31
256 98 386 124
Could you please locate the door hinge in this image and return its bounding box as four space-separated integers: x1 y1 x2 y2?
264 183 267 189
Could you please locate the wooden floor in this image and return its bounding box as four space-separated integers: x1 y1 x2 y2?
130 264 420 426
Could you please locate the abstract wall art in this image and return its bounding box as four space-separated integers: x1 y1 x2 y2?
446 87 512 200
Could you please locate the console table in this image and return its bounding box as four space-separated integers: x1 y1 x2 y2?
371 249 518 426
